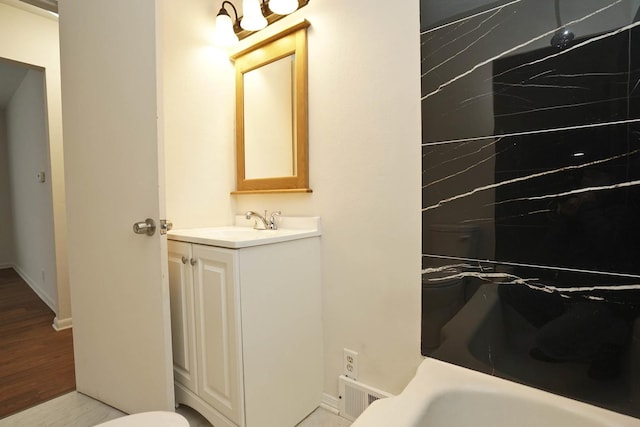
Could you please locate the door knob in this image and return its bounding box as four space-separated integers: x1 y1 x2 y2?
160 219 173 235
181 256 188 264
133 218 156 236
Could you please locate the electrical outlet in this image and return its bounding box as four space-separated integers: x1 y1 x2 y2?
343 348 358 380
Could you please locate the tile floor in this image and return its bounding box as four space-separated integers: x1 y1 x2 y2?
0 392 353 427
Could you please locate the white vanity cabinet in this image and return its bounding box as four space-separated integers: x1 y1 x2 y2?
168 241 244 425
167 229 323 427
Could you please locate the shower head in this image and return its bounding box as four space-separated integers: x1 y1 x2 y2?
551 27 574 49
551 0 574 49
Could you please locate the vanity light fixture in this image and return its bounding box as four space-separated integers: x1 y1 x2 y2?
214 1 241 46
214 0 309 46
241 0 268 31
268 0 298 15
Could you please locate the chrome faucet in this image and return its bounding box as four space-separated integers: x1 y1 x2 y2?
245 210 281 230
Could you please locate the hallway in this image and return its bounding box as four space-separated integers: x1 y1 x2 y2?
0 268 74 419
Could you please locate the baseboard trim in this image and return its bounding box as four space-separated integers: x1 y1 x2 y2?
320 392 340 415
53 316 73 331
13 264 57 314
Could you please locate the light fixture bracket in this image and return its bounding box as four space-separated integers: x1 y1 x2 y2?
219 1 243 33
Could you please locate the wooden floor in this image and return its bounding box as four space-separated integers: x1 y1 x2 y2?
0 268 75 419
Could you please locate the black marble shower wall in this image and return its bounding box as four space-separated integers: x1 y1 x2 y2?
421 0 640 419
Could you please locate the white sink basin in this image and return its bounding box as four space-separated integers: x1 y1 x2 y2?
167 217 320 249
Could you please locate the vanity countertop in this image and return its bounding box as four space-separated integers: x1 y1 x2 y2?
167 216 321 249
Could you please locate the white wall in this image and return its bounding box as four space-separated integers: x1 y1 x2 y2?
0 110 14 267
6 68 58 309
162 0 236 228
0 1 70 327
163 0 423 398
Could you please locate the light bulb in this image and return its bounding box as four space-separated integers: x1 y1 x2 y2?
214 12 239 46
268 0 298 15
240 0 267 31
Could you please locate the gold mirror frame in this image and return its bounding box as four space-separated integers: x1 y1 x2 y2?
231 20 311 194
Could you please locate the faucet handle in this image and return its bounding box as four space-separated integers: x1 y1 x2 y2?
269 211 281 230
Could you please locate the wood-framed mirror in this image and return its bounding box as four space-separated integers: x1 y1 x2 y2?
230 20 311 194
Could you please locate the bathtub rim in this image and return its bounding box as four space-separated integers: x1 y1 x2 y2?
351 357 640 426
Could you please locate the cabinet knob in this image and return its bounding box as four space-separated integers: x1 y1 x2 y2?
181 256 188 264
190 258 197 266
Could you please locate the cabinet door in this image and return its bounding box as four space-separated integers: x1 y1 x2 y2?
192 245 243 426
168 241 197 392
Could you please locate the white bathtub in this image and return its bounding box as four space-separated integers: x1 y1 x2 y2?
352 358 640 427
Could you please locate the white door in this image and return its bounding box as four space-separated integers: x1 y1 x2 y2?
59 0 174 414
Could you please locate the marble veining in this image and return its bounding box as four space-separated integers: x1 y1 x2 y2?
424 150 640 212
423 263 640 295
422 1 627 101
492 18 639 81
421 0 640 419
494 178 640 203
422 118 640 145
